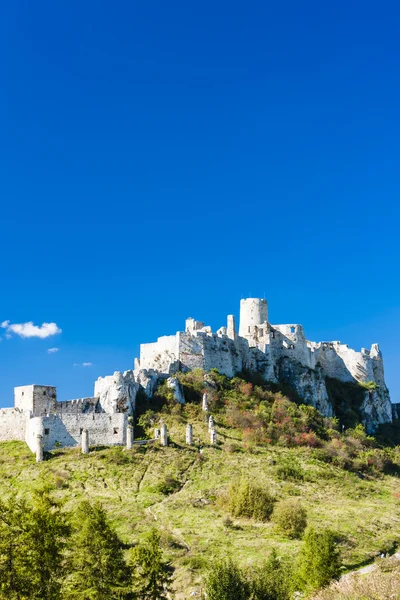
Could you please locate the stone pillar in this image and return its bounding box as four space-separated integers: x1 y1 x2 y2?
36 435 43 463
210 428 217 445
202 392 209 412
81 428 89 454
186 423 193 445
160 423 168 447
154 428 160 440
227 314 237 340
126 425 134 449
208 415 214 432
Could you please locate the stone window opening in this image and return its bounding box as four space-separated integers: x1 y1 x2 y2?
43 391 47 396
113 428 119 434
259 328 263 336
22 391 24 396
248 326 251 333
80 428 83 434
290 326 295 334
44 428 49 435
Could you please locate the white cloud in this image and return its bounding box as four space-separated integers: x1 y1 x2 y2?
1 321 62 339
73 362 93 367
47 347 59 354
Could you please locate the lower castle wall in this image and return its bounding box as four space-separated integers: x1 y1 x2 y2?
26 413 127 452
0 408 27 442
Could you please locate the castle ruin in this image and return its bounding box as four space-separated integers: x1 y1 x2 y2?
0 298 393 454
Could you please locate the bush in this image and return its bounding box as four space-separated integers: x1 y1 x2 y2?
155 475 181 495
276 455 304 481
222 479 275 521
204 558 249 600
295 526 341 592
272 499 307 539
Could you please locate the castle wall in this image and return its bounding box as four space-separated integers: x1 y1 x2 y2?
140 335 179 372
202 334 244 378
177 332 205 371
26 413 127 452
0 408 27 442
56 397 99 416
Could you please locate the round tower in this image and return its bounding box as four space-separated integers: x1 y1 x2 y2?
239 298 268 338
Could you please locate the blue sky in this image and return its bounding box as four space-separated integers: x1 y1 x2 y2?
1 1 399 405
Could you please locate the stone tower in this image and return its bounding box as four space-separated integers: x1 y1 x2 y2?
239 298 268 339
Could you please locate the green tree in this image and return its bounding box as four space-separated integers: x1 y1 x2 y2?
23 489 68 600
0 490 67 600
0 497 30 600
131 529 171 599
295 526 341 592
251 549 292 600
63 501 131 600
204 558 249 600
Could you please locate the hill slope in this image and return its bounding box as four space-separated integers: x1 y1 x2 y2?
2 398 400 598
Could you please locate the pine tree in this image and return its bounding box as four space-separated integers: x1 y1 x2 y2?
295 526 341 592
0 497 30 600
23 489 68 600
63 501 131 600
204 557 249 600
251 549 291 600
0 490 67 600
130 529 172 599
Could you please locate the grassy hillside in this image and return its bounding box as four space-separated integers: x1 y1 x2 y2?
2 372 400 598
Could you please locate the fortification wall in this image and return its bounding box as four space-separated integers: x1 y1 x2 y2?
177 332 205 371
140 334 179 372
202 334 244 378
0 408 27 442
56 397 99 416
26 413 127 452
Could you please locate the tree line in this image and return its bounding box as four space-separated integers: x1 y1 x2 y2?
0 490 171 600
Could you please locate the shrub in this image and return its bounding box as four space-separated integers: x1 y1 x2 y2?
222 479 275 521
204 558 249 600
295 526 341 592
272 499 307 539
251 549 292 600
155 476 181 495
276 455 304 481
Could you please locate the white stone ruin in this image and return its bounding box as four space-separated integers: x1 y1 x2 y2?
202 392 209 411
81 428 89 454
160 423 168 447
210 428 217 445
126 424 134 449
36 434 43 463
186 423 193 445
208 415 214 432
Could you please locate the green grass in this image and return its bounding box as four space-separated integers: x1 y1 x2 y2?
1 405 400 599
